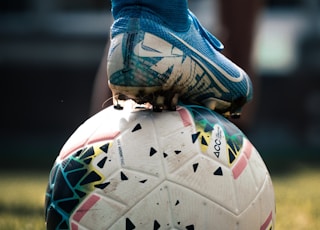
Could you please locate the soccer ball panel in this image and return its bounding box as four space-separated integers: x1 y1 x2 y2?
168 154 238 213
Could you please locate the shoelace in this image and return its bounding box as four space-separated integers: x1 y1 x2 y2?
188 10 224 51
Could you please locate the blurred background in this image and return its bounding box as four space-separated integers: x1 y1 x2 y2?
1 0 319 172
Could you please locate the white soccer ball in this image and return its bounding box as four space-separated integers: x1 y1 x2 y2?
45 104 275 230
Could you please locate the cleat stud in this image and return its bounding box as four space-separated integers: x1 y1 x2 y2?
153 105 163 112
202 98 217 111
229 104 243 119
169 105 176 111
230 113 241 119
169 93 179 111
114 104 123 110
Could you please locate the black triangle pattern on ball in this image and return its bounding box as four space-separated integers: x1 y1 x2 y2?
139 179 148 183
100 142 110 153
213 167 223 176
201 136 208 146
126 217 135 230
191 132 200 143
192 163 199 173
80 146 95 160
121 171 129 180
45 141 112 230
97 156 108 168
132 123 142 132
154 220 161 229
95 181 111 189
186 224 195 230
150 147 157 156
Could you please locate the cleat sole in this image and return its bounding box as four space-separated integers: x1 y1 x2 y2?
110 83 245 118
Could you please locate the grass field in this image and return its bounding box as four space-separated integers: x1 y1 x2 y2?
0 172 48 230
0 166 319 230
272 166 320 230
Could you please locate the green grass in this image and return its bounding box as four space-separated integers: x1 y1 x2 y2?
0 167 319 230
272 166 320 230
0 172 49 230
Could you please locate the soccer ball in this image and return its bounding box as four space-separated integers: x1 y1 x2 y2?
45 104 275 230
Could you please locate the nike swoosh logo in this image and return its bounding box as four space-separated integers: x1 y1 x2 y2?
134 33 183 57
168 32 244 83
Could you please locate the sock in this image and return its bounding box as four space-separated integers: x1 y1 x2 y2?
111 0 189 31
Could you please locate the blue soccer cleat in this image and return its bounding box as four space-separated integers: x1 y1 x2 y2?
107 6 253 117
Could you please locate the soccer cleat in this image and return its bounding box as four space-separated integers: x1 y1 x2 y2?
107 7 253 117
